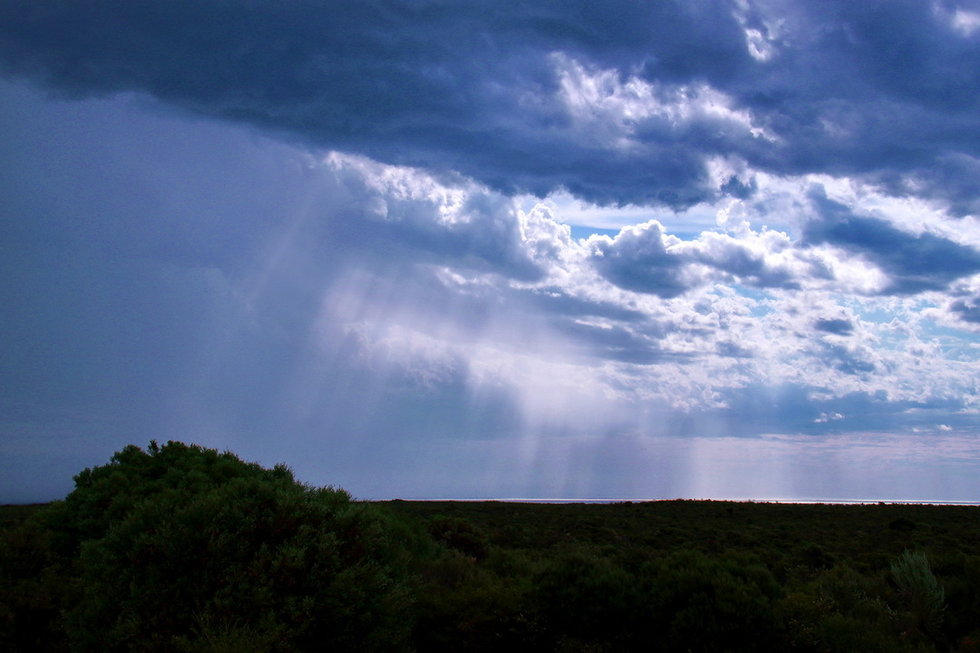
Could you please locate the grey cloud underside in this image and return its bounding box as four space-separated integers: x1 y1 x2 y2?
1 0 978 209
523 288 648 324
327 173 544 282
699 385 975 438
552 320 686 365
814 318 854 335
816 342 877 377
588 221 807 298
589 223 693 298
950 294 980 323
806 189 980 294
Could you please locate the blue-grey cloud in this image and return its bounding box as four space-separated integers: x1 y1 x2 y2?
814 318 854 335
325 159 544 281
729 3 980 197
674 384 977 439
715 341 754 359
805 187 980 293
1 0 977 210
818 342 877 376
522 287 648 324
950 293 980 324
588 222 809 297
551 319 686 365
589 222 694 298
686 232 803 290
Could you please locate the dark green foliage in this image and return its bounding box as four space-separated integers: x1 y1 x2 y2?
4 452 980 652
891 517 917 532
778 564 914 653
411 549 537 653
891 550 946 643
639 550 782 652
533 549 637 649
528 547 782 652
800 542 836 571
0 501 71 652
1 442 413 652
426 516 491 561
385 499 980 652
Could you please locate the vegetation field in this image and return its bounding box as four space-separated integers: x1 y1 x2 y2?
2 442 979 652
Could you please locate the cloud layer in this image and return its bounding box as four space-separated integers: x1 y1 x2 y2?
1 1 978 502
1 0 977 211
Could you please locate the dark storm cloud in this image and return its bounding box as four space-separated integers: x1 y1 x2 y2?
873 153 980 218
1 0 977 209
0 0 745 208
729 2 980 193
805 188 980 294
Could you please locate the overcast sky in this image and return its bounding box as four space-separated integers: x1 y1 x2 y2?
2 0 979 503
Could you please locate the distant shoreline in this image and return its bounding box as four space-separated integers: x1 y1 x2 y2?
6 497 980 508
382 497 980 506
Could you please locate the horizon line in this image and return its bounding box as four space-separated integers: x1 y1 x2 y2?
374 497 980 506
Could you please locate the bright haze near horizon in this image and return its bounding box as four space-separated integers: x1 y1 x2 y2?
1 1 979 504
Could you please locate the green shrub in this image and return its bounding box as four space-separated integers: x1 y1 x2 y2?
0 502 72 652
891 550 946 641
47 441 414 652
639 550 782 652
427 516 491 561
532 549 636 650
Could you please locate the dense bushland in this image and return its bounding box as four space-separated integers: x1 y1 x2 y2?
0 442 415 652
3 441 980 652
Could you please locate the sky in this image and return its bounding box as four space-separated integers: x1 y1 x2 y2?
1 0 979 503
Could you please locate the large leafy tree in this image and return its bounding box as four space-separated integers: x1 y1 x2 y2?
30 441 413 652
